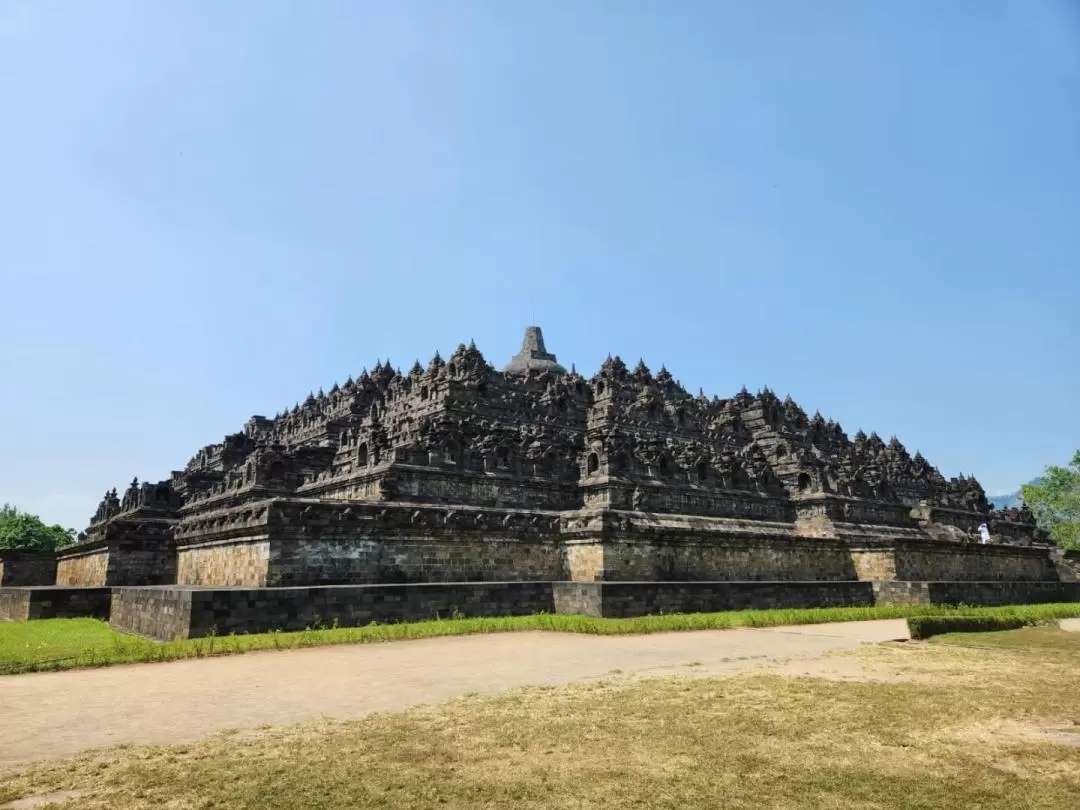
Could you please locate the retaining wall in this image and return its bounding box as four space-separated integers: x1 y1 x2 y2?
873 580 1080 607
111 581 560 640
0 551 57 586
0 587 112 622
108 578 1080 641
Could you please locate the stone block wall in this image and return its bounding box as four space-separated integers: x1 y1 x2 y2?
118 580 883 640
0 551 57 586
106 538 178 585
869 581 929 606
174 500 567 587
281 533 564 586
165 499 1061 589
598 536 860 582
0 587 112 621
374 466 583 511
588 580 876 617
57 539 177 587
850 548 896 580
892 542 1057 582
562 541 604 581
177 538 271 586
560 509 862 582
57 514 178 587
0 587 30 620
105 576 1080 641
873 580 1080 607
56 547 110 586
923 580 1080 605
111 582 559 640
551 581 602 615
851 541 1059 583
109 587 197 640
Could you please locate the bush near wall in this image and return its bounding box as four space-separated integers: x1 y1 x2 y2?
907 615 1035 640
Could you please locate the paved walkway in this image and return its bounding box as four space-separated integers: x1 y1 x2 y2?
0 619 909 769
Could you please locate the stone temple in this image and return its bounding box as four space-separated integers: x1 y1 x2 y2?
2 327 1076 639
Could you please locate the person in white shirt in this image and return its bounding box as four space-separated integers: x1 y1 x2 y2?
978 523 990 544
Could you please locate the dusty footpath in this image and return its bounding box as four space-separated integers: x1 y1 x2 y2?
0 619 910 769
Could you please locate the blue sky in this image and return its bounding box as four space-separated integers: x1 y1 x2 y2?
1 1 1078 530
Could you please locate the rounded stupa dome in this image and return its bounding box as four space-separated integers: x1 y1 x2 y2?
503 326 567 376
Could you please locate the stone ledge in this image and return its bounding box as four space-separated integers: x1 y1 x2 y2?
0 587 112 621
0 550 58 586
106 579 1080 641
111 581 559 640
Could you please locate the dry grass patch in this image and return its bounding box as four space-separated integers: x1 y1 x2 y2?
931 625 1080 653
3 637 1080 809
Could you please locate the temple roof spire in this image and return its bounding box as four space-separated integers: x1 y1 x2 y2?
503 326 567 376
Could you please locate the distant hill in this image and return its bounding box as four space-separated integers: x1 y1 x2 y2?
989 490 1023 509
988 479 1042 510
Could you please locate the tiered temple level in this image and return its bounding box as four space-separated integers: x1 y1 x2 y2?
53 326 1046 593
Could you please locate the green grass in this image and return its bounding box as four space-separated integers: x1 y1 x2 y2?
931 625 1080 652
3 602 1080 675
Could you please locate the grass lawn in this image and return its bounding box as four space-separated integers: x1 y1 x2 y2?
932 624 1080 652
3 602 1080 675
1 626 1079 808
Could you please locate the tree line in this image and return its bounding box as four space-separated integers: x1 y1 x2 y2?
1022 450 1080 550
0 504 76 551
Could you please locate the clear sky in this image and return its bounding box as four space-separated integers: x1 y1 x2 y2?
1 1 1078 531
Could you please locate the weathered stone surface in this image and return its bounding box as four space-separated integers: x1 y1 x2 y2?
71 327 1045 578
111 582 560 640
108 587 196 641
0 551 57 586
177 539 271 586
1052 549 1080 582
891 541 1056 581
10 326 1056 635
108 578 1080 640
503 326 567 376
598 536 859 582
0 587 111 622
872 580 1080 607
592 580 877 617
56 547 109 586
551 581 602 615
57 536 176 587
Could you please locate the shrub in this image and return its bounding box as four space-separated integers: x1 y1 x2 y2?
907 615 1034 640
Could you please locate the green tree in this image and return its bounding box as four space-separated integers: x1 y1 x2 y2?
0 504 76 551
1021 451 1080 550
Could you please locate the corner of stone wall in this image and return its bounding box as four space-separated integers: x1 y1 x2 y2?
110 587 196 641
1051 549 1080 582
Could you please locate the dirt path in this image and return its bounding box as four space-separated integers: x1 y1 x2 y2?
0 619 909 769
